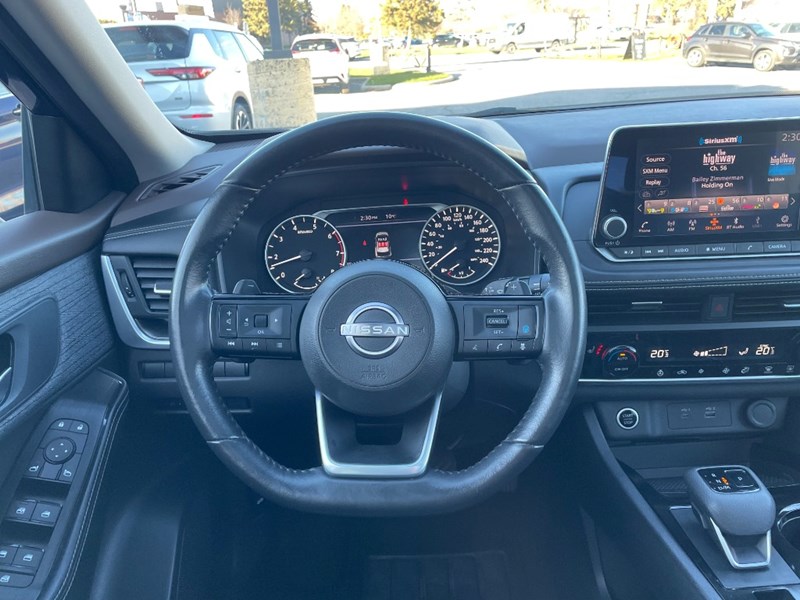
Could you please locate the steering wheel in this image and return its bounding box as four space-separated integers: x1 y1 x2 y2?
170 112 586 516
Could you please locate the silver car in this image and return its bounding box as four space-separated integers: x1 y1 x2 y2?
105 21 264 131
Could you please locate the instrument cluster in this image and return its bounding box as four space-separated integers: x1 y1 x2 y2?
264 203 502 293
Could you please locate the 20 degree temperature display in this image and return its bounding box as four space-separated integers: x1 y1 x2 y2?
419 205 500 285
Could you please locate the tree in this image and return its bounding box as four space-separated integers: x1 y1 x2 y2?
223 3 242 28
242 0 317 43
381 0 444 38
333 4 366 38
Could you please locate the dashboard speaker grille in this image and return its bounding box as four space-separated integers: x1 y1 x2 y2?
130 256 176 313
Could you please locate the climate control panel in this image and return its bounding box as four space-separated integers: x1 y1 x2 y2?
582 328 800 380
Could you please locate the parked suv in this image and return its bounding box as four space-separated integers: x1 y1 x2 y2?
105 21 264 131
683 22 800 71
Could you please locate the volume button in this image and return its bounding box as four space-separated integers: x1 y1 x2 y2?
601 215 628 240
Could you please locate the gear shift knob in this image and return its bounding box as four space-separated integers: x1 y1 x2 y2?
685 465 776 570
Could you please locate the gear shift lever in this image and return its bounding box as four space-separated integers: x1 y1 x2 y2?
685 465 776 570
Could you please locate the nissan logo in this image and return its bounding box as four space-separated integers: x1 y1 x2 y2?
340 302 409 357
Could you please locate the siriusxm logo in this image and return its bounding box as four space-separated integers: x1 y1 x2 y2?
339 323 410 337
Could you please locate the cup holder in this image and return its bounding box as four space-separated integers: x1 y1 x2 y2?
775 504 800 571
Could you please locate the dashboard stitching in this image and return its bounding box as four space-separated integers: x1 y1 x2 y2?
104 219 195 240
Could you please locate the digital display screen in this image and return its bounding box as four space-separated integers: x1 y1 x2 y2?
641 331 788 365
322 205 436 264
634 131 800 238
595 120 800 250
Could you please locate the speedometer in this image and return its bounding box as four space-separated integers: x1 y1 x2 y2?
265 215 346 292
420 205 500 285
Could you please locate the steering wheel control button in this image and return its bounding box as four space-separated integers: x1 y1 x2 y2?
218 305 237 338
242 338 267 353
516 306 537 338
489 341 510 354
6 501 36 522
44 438 76 464
463 340 488 355
463 305 518 339
30 503 60 526
511 340 535 355
616 408 640 430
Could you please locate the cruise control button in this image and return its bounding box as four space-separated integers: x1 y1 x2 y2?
764 241 792 253
30 502 60 526
610 247 641 259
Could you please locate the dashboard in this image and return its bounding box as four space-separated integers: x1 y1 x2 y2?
99 94 800 430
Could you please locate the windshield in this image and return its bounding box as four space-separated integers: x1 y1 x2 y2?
749 23 775 37
85 1 800 132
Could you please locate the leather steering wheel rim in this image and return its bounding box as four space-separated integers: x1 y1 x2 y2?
170 112 587 516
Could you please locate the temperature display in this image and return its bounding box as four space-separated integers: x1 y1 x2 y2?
643 335 787 364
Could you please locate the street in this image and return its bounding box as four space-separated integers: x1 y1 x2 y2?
315 50 800 117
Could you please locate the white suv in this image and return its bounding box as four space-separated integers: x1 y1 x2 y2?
105 21 264 131
291 35 350 92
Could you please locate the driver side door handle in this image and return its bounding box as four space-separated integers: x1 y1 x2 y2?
0 334 12 405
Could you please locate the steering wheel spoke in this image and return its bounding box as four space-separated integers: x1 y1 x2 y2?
209 294 309 359
316 389 443 478
447 297 544 360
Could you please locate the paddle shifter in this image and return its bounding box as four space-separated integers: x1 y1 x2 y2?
685 465 776 570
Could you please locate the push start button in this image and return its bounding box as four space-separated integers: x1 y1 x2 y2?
616 407 640 430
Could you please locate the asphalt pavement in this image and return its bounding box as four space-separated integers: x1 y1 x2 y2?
315 49 800 118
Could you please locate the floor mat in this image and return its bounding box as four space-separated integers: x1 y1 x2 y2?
363 551 511 600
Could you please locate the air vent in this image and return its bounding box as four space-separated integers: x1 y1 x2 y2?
139 165 219 200
131 256 176 313
733 290 800 321
589 294 704 325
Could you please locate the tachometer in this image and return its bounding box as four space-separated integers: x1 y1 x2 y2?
265 215 346 292
420 205 500 285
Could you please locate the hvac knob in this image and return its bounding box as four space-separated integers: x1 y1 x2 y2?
601 215 628 240
603 345 639 378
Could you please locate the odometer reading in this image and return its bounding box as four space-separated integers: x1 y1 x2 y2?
420 205 500 285
265 215 346 292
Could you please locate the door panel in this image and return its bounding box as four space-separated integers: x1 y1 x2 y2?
0 251 115 431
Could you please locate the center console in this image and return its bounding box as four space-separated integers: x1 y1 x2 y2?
593 119 800 261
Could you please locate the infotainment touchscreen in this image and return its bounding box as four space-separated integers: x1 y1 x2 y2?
594 119 800 259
